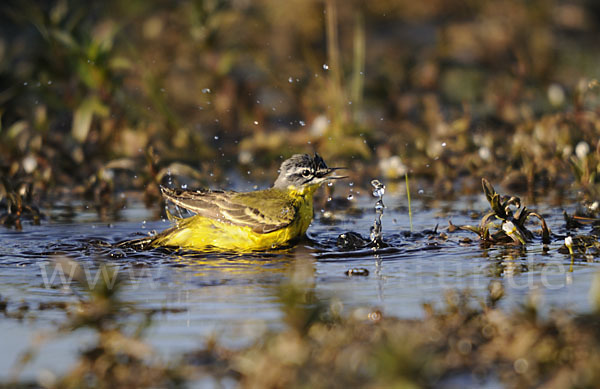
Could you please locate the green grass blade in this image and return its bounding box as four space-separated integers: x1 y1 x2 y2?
405 171 413 232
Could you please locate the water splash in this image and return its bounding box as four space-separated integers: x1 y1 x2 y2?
370 179 387 248
336 180 389 251
372 181 385 198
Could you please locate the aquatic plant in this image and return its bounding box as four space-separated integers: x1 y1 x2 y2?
559 235 600 258
458 178 551 245
569 140 599 188
0 177 42 230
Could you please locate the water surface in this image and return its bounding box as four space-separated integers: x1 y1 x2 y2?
1 188 596 379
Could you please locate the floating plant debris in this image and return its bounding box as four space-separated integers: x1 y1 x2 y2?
345 268 369 276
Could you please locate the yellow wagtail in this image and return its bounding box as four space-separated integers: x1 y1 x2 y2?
145 153 345 251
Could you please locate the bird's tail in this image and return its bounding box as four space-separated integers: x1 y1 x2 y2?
114 235 157 250
114 208 186 250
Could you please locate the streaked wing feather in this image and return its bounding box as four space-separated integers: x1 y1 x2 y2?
160 186 296 233
160 187 224 219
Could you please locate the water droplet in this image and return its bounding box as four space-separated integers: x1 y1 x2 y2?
322 64 329 70
327 197 332 202
47 80 52 85
442 142 447 147
253 121 258 125
23 82 28 86
371 180 385 197
182 184 187 189
288 77 293 83
418 189 424 194
247 171 251 175
327 181 333 186
347 194 354 200
349 182 354 187
214 135 219 140
201 88 211 93
299 120 306 126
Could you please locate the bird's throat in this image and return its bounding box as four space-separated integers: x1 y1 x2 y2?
287 183 320 199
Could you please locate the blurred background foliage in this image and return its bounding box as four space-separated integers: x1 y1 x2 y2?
1 0 600 204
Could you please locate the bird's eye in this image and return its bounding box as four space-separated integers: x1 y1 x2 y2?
302 169 311 177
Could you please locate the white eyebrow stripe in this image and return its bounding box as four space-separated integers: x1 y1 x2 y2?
290 166 313 174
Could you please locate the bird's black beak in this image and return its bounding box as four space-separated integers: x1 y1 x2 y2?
313 153 347 181
320 167 348 181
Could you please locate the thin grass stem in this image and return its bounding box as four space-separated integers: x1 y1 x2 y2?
405 171 413 232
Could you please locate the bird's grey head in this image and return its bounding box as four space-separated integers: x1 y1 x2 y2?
273 153 345 189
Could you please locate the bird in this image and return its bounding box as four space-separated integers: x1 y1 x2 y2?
137 153 345 251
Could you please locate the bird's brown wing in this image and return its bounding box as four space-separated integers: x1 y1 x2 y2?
160 186 297 233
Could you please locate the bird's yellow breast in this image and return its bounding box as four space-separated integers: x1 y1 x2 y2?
150 185 318 251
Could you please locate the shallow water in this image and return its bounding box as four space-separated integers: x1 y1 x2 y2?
1 187 598 379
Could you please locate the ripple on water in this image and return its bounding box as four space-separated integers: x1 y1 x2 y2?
0 194 598 378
